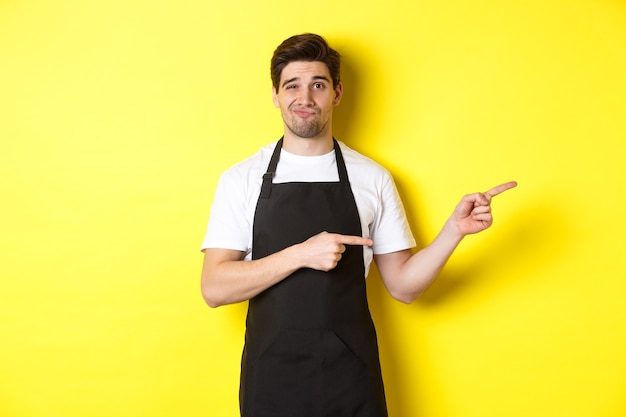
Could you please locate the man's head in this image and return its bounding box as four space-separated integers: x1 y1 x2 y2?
270 33 341 91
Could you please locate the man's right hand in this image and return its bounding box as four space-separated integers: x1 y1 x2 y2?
297 231 373 271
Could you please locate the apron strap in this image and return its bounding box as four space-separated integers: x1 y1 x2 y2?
259 137 349 199
260 138 283 199
333 138 350 183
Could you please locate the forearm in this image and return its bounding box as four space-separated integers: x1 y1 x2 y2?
201 245 303 308
378 219 463 303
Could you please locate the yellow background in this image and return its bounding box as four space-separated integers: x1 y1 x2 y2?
1 0 625 416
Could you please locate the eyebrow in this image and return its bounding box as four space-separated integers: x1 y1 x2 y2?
281 75 331 88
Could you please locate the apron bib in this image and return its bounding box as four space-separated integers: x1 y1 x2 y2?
240 139 388 417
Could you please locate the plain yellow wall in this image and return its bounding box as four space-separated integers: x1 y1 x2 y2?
1 0 625 416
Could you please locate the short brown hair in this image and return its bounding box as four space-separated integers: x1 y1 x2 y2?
270 33 341 90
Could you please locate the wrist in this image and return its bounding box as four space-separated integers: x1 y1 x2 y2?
282 242 307 271
442 218 465 244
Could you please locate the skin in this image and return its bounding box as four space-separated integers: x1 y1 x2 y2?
272 60 342 156
201 60 517 308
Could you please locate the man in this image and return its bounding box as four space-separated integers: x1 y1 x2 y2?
201 33 516 417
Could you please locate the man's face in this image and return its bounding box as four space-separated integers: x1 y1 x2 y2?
272 61 343 139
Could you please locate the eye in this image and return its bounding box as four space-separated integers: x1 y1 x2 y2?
313 82 325 89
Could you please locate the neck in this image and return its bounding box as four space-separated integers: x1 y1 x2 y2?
282 133 334 156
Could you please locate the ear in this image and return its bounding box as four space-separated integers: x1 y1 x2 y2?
272 87 280 108
333 82 343 106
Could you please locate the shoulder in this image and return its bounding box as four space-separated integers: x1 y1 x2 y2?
338 141 393 184
219 141 278 184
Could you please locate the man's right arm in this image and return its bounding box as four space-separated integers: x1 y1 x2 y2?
200 232 373 308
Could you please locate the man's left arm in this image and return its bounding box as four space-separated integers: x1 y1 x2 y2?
374 181 517 304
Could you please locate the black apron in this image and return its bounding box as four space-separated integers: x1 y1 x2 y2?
240 139 388 417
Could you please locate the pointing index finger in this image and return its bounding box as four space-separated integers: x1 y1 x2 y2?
337 235 374 247
485 181 518 198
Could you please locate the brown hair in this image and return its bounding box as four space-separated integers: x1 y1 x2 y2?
270 33 341 90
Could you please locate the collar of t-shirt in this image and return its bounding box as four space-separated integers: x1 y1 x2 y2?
272 148 340 183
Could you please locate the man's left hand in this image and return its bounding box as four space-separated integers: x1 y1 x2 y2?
452 181 518 236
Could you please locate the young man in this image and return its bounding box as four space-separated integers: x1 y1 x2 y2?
201 33 516 417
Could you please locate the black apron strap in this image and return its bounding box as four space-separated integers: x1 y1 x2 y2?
260 138 347 199
333 138 350 183
259 138 283 199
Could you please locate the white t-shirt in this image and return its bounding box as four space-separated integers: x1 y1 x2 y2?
201 141 416 277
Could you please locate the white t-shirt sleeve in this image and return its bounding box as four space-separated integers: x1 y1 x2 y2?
369 173 416 255
201 168 253 254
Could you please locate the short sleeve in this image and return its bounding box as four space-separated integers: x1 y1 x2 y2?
370 173 416 255
201 170 252 254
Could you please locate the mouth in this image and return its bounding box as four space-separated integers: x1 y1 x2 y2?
292 108 317 118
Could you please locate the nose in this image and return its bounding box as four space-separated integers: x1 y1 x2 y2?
298 88 314 106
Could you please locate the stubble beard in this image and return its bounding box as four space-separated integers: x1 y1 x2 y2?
285 108 328 139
